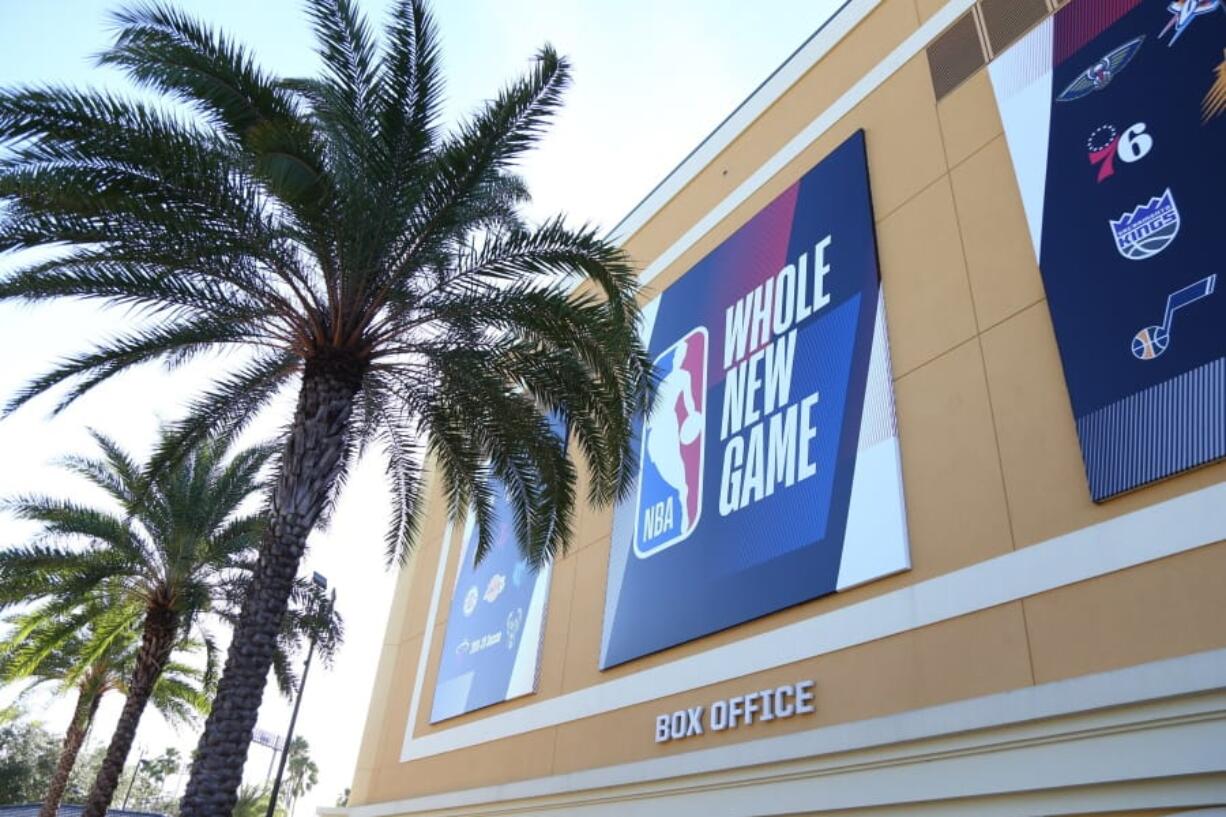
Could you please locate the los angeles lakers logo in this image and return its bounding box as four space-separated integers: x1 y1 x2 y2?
634 327 707 558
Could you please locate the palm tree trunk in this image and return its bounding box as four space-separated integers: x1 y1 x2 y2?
80 606 178 817
180 364 360 817
40 686 102 817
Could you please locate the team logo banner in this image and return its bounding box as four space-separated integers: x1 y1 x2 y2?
989 0 1226 501
600 131 910 669
430 492 552 722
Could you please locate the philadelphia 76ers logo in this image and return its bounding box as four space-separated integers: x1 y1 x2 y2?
634 327 707 558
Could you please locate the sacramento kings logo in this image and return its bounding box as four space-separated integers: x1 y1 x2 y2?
1109 188 1181 260
633 327 707 558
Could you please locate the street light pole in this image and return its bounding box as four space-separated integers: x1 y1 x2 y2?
120 745 146 810
266 573 333 817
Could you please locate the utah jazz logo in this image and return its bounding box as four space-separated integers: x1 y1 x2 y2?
1057 37 1145 102
1132 275 1216 360
1109 188 1181 260
634 328 707 558
1086 122 1154 182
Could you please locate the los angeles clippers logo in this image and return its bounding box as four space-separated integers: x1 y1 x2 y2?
1109 188 1181 260
1086 122 1154 181
634 327 707 558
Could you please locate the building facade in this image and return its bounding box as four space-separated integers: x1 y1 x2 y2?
333 0 1226 814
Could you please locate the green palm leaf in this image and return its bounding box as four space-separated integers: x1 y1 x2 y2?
0 1 652 812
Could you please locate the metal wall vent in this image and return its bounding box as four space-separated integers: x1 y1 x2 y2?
979 0 1050 56
927 12 987 101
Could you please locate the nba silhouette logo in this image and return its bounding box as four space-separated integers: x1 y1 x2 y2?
633 327 707 559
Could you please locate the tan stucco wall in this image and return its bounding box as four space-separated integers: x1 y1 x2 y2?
348 0 1226 806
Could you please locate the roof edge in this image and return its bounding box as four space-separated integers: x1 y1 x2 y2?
606 0 877 244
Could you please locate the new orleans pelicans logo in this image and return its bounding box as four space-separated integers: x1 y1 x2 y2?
634 328 707 558
1109 188 1181 260
1057 36 1145 102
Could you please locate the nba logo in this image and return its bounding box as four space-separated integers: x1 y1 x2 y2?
633 327 708 558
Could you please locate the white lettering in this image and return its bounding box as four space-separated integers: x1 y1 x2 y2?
724 297 753 369
641 498 674 540
685 706 704 736
654 681 816 742
772 264 796 336
774 684 795 718
743 692 760 725
759 689 775 721
721 360 747 439
763 330 796 416
727 696 744 729
743 347 765 428
719 436 744 517
740 423 764 508
798 392 820 481
796 680 816 715
796 252 812 323
749 278 773 352
811 236 832 314
670 711 687 740
765 404 798 497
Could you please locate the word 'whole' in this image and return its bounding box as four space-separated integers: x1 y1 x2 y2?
718 237 832 516
654 680 816 744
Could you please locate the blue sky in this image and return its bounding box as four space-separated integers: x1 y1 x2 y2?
0 0 843 810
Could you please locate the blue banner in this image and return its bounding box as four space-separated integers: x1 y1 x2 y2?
430 491 552 723
600 132 910 669
991 0 1226 501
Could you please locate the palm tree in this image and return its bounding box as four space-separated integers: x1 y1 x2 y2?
0 604 208 817
0 431 341 817
0 1 652 813
232 784 284 817
282 736 318 817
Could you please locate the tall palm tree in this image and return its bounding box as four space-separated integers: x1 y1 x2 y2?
0 605 209 817
282 736 318 817
0 431 341 817
0 1 652 813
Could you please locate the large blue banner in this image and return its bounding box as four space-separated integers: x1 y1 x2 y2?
430 492 552 722
600 132 910 669
991 0 1226 501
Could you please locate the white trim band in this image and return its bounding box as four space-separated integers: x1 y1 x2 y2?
629 0 977 287
401 477 1226 761
359 647 1226 816
606 0 876 244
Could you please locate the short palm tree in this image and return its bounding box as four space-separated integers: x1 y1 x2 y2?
0 1 651 813
0 605 208 817
0 431 340 817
